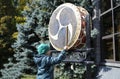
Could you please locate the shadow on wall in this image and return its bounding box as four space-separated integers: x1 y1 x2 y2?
96 66 112 79
96 66 120 79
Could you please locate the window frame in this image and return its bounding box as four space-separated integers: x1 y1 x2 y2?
100 0 120 62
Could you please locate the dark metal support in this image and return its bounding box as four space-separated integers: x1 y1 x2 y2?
85 14 92 79
92 0 101 78
92 0 101 66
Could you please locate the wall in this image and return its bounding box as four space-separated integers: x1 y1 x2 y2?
96 64 120 79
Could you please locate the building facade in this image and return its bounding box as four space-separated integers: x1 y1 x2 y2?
96 0 120 79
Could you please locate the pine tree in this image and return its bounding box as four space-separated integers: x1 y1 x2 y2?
0 0 29 72
0 0 16 70
0 0 48 78
0 0 31 77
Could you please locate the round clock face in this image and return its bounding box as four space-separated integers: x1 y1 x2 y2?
49 3 88 51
